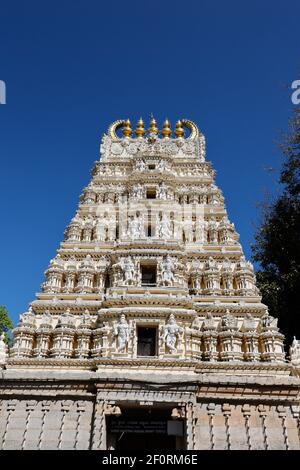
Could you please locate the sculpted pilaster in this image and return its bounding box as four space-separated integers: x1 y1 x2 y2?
11 308 35 358
75 311 92 359
242 313 260 361
259 313 285 362
219 311 243 361
33 311 53 358
75 255 95 293
202 313 218 361
0 332 8 365
51 310 75 359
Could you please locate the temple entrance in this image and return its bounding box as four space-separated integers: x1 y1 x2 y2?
107 407 185 450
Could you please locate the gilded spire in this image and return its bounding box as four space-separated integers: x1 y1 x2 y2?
148 116 158 135
161 119 172 138
135 118 146 138
122 119 132 137
175 120 184 138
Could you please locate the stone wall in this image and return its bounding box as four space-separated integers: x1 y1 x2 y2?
0 369 299 450
0 398 94 450
195 403 299 450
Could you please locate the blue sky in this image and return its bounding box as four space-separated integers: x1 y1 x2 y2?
0 0 299 325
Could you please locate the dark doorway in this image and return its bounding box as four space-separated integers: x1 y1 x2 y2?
146 189 156 199
141 265 156 286
137 327 157 356
108 407 183 450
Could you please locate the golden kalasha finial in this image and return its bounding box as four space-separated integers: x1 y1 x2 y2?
148 117 159 135
161 119 172 138
122 119 132 137
175 120 184 138
135 118 146 138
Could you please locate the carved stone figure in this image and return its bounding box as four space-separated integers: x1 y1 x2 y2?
132 183 145 199
157 159 167 172
163 314 183 353
160 255 175 286
156 212 172 238
208 218 218 243
113 314 130 352
203 313 216 331
182 217 193 243
136 159 146 171
95 213 108 241
157 182 168 200
221 311 238 330
107 213 116 241
261 313 277 329
121 256 136 285
127 212 145 238
195 218 206 243
290 337 300 363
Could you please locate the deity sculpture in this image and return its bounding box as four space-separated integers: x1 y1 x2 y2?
107 213 116 241
290 337 300 362
121 256 136 285
195 218 206 243
136 159 146 172
261 313 277 329
127 212 145 239
157 182 168 200
221 311 238 330
163 314 183 353
157 159 167 172
132 183 145 199
208 218 218 243
113 314 130 352
156 212 172 239
160 255 175 286
182 217 194 243
95 212 109 241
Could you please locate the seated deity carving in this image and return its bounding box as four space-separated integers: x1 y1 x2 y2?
221 311 238 331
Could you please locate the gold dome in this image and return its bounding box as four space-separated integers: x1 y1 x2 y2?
122 119 132 137
175 120 184 138
161 119 172 138
148 117 159 135
135 118 146 138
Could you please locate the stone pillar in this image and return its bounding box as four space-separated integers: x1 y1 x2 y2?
194 403 211 450
51 313 75 358
185 402 196 450
11 324 35 358
33 317 52 358
258 404 269 450
38 400 51 450
90 399 107 450
1 400 18 450
290 405 300 450
21 400 37 450
242 404 252 450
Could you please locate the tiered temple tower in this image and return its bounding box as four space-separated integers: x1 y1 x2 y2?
1 118 300 450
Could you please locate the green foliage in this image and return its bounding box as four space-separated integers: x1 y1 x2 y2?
252 106 300 346
0 305 13 344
